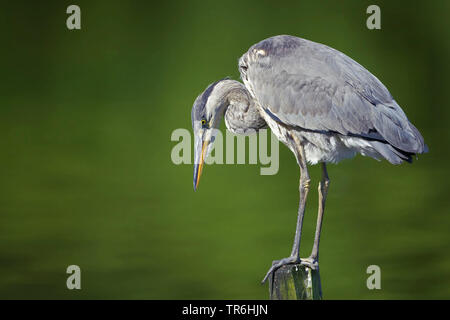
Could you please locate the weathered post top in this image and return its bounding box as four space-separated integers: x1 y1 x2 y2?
269 264 322 300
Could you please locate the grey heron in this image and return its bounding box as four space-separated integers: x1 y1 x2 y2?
190 35 427 284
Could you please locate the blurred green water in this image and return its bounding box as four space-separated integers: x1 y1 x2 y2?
0 0 449 299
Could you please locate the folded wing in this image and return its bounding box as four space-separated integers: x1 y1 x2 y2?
239 35 427 155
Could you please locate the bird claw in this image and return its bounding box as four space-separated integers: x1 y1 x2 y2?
300 257 319 270
261 256 299 284
261 256 318 284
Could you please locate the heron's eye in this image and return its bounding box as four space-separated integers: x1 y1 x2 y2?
201 119 207 127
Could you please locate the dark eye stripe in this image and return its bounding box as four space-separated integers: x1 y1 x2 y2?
199 76 231 115
192 77 230 129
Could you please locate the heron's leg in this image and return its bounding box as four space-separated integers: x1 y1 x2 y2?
262 139 310 284
289 142 310 260
309 163 330 263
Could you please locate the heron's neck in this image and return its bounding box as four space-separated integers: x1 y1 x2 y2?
210 79 251 116
212 80 266 134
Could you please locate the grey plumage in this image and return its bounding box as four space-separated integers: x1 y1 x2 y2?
190 35 428 283
223 81 267 135
191 77 226 130
238 35 427 162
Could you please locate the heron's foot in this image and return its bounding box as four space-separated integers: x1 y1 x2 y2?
261 256 299 284
301 256 319 270
261 256 319 284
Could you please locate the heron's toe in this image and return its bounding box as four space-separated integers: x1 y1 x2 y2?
300 257 319 270
261 256 299 284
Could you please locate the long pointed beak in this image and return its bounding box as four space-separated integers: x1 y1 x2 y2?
193 140 209 191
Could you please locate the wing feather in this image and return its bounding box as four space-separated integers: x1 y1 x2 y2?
239 35 426 153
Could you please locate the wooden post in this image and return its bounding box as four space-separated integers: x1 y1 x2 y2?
269 264 322 300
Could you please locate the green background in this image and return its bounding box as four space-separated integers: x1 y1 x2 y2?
0 0 449 299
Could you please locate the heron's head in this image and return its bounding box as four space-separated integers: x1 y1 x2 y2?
191 78 229 191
